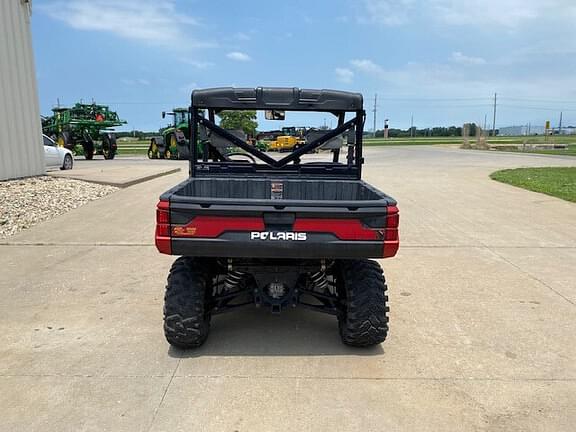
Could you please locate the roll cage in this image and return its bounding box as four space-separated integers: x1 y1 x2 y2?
189 87 366 179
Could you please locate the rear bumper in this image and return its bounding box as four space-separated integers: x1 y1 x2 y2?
160 232 398 259
171 238 391 259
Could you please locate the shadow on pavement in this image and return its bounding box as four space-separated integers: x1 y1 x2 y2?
167 307 384 358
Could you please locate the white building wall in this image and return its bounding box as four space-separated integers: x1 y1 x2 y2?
0 0 44 181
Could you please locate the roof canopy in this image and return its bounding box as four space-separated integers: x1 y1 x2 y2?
192 87 363 112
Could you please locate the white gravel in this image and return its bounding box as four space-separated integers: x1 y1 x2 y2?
0 176 118 239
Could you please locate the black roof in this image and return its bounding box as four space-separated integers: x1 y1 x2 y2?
192 87 363 111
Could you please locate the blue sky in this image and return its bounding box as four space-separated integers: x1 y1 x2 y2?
32 0 576 132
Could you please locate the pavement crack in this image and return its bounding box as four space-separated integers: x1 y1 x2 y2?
147 358 181 432
487 248 575 307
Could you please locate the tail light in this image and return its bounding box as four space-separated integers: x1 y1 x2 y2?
383 206 399 258
155 200 171 254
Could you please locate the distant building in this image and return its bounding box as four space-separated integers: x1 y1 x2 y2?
498 126 527 136
560 127 576 135
0 0 44 181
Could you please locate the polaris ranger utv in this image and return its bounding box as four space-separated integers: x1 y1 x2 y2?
155 87 399 348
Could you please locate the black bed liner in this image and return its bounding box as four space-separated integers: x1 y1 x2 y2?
165 177 388 202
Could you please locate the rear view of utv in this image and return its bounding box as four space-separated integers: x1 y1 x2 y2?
155 87 400 348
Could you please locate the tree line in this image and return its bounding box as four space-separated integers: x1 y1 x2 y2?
372 124 480 138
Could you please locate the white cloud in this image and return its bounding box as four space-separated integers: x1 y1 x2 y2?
39 0 213 48
451 52 486 65
348 56 576 106
431 0 539 28
350 59 385 74
361 0 416 26
226 51 252 62
363 0 576 29
335 68 354 84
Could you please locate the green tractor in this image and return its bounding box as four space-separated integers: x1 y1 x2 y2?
148 108 191 160
42 103 127 160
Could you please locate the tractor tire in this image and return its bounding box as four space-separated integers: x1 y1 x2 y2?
165 133 177 159
148 139 158 159
102 133 117 160
337 259 389 347
57 132 71 149
163 257 212 349
83 140 95 160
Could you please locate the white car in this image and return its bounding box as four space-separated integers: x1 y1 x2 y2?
43 134 73 170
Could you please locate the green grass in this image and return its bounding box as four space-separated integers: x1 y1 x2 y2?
116 139 149 156
364 137 462 146
364 135 576 148
490 167 576 202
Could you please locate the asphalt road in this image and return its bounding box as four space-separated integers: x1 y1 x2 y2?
1 147 575 431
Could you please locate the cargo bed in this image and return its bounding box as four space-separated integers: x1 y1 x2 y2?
163 177 392 204
157 177 398 259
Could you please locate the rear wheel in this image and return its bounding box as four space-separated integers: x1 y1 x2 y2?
337 259 389 347
61 154 73 170
102 134 117 160
163 257 212 349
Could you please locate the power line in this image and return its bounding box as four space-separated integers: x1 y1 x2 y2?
499 104 576 112
499 97 576 104
376 96 490 101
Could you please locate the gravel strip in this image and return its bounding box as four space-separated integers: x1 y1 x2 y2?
0 176 118 239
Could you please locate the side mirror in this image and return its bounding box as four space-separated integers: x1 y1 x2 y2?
265 110 286 121
162 111 166 119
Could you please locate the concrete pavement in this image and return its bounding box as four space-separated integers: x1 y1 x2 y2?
1 148 575 431
49 157 182 188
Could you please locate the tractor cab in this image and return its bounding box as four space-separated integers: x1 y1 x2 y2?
149 108 191 160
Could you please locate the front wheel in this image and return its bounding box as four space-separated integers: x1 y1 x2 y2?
337 259 389 347
83 140 94 160
163 257 212 349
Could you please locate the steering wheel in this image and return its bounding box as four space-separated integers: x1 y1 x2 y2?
226 152 257 164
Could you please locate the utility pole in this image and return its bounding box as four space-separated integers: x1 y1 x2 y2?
483 114 487 132
372 94 377 138
491 93 497 138
559 111 563 134
410 114 414 138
